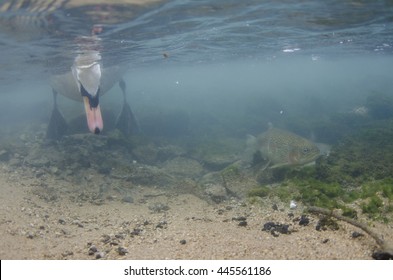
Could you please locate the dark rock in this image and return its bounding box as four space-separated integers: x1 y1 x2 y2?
298 215 310 226
88 245 98 255
262 222 290 236
322 238 329 243
232 216 247 222
272 204 279 211
115 234 125 239
180 239 187 245
372 251 393 260
238 221 248 227
117 247 128 256
95 251 105 259
263 222 275 231
130 228 142 236
351 231 364 238
156 221 167 229
316 216 339 231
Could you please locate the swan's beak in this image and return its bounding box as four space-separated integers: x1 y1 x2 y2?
72 52 103 134
83 96 103 134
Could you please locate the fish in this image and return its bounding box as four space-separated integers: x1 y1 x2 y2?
247 126 320 168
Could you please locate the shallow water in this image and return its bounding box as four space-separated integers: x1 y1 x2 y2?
1 0 393 260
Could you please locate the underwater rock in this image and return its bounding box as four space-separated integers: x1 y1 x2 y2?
199 171 223 185
117 247 128 256
201 164 260 199
156 220 168 229
232 216 247 222
110 160 177 187
237 220 248 227
220 163 260 198
262 222 291 236
148 203 170 213
132 144 159 165
372 251 393 260
24 146 51 168
156 145 187 162
187 137 243 171
160 156 204 178
204 183 228 203
315 216 339 231
95 251 105 259
351 231 364 239
61 251 74 258
88 245 98 255
298 215 310 226
121 196 134 203
201 153 239 171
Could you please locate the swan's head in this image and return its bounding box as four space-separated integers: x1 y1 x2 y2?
72 52 103 134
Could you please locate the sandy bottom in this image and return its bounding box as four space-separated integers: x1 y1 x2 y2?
1 161 392 260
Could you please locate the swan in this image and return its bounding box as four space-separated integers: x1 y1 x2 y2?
47 51 138 139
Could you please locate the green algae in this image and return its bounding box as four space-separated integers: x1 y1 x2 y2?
248 176 393 220
247 115 393 220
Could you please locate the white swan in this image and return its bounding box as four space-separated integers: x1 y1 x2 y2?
47 51 137 139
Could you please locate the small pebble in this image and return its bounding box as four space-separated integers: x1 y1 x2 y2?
122 196 134 203
156 221 167 229
88 245 98 255
95 251 105 259
289 200 297 209
298 215 310 226
179 239 187 245
322 238 329 244
130 228 142 236
232 216 247 221
117 247 128 256
352 231 364 238
238 221 248 227
61 251 74 257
